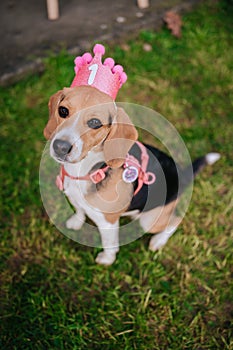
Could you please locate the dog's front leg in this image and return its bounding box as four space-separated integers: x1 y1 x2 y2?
66 207 85 230
95 221 119 266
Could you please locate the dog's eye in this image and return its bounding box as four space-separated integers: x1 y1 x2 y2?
58 106 69 118
87 118 103 129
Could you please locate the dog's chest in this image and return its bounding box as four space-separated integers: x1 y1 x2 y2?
62 150 105 209
64 177 89 209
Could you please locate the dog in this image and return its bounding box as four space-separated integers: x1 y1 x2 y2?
44 85 220 265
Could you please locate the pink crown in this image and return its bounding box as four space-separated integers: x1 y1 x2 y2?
71 44 127 100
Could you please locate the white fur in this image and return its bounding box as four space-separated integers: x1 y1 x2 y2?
50 118 84 163
66 211 85 230
63 149 104 209
121 209 140 219
61 150 119 265
205 152 221 165
94 221 119 265
149 225 178 251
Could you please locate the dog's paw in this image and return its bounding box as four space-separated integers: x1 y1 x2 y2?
95 251 117 266
149 235 167 251
66 213 85 230
149 226 177 252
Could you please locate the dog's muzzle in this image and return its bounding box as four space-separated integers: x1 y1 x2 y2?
53 139 73 160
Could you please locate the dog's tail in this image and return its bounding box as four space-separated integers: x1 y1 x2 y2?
192 152 221 176
180 152 221 190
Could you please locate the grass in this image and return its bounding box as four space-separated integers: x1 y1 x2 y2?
0 0 233 348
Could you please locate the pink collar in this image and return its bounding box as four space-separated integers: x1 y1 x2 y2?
56 164 110 191
56 141 156 195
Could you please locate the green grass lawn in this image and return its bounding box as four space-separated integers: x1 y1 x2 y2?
0 0 233 349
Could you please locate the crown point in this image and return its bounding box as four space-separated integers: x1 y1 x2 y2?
112 64 123 74
104 57 115 69
82 52 92 63
93 44 105 56
74 56 83 68
71 44 127 99
120 72 127 85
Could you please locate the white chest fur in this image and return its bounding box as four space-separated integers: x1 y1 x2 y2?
63 149 105 210
63 149 120 267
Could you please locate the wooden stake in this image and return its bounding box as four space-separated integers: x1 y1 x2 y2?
47 0 59 20
137 0 149 9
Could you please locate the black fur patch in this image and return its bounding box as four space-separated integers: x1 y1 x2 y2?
127 143 183 212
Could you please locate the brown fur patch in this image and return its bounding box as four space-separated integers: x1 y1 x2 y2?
44 86 114 140
140 199 181 233
85 168 133 224
103 108 138 168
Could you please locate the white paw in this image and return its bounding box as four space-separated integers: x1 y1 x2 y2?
95 251 117 266
149 226 177 252
149 235 168 251
66 213 85 230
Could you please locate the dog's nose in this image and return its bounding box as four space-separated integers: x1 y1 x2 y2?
53 139 72 158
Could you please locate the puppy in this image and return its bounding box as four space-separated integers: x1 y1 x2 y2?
44 85 220 265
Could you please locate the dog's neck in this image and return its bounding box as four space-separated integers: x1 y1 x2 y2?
63 147 105 178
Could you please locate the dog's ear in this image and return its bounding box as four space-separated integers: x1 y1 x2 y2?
44 90 64 140
103 107 138 168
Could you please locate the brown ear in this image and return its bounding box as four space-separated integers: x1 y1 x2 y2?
43 90 64 140
103 107 138 168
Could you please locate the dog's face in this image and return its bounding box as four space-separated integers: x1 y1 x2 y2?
44 85 115 140
46 86 138 168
